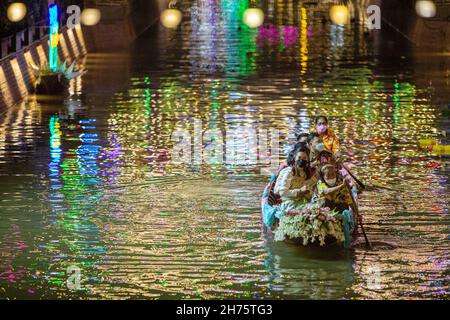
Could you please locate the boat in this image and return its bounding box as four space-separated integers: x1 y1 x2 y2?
261 166 358 248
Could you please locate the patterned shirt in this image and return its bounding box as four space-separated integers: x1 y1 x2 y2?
312 128 341 154
317 180 351 206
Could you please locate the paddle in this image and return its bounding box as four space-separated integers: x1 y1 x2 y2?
344 180 372 250
340 161 366 190
316 149 365 190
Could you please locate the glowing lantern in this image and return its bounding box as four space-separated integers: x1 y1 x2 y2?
7 2 27 23
243 8 264 28
160 8 182 29
81 8 102 26
329 5 349 25
415 0 436 18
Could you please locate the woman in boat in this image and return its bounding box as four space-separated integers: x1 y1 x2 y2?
282 132 308 157
306 132 336 171
296 132 308 143
306 132 322 167
313 116 342 160
273 142 318 220
316 164 356 247
307 132 321 153
313 116 360 191
262 142 314 228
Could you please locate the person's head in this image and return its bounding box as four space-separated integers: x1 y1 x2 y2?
307 132 320 147
315 116 329 135
296 133 308 143
287 142 311 178
307 132 325 154
287 142 305 165
320 164 337 187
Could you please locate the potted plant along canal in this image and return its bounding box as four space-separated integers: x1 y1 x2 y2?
31 59 84 94
32 4 85 95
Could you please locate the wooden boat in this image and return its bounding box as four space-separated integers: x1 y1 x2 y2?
261 166 358 248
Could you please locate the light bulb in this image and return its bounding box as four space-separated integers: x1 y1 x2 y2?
329 5 349 26
81 8 102 26
7 2 27 23
160 9 182 29
243 8 264 28
415 0 436 18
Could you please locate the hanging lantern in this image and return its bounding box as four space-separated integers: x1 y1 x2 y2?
81 8 102 26
243 8 265 28
160 9 182 29
415 0 436 18
7 2 27 23
329 4 349 25
160 1 182 29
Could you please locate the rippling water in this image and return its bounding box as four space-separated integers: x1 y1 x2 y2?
0 1 448 299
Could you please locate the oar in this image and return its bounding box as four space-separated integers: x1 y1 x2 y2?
345 180 372 250
368 182 401 192
340 162 366 190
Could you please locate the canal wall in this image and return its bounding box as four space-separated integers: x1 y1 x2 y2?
0 24 87 110
83 0 165 52
0 0 165 110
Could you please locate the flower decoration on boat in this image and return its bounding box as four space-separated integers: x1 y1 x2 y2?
275 205 345 246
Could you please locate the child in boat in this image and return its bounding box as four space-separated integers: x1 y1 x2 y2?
316 164 355 247
316 164 350 210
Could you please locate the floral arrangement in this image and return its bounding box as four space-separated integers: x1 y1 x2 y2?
274 206 345 246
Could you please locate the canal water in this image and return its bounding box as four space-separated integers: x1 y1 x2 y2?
0 1 448 299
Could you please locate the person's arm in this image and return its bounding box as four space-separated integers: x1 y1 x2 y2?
319 182 345 195
328 131 342 160
331 135 342 161
275 169 311 198
280 186 312 198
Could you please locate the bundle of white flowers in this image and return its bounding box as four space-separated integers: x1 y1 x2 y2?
274 205 345 246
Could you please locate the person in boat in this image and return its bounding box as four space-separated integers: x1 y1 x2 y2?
316 164 356 247
282 132 308 157
273 142 318 221
306 132 335 170
283 131 308 157
313 116 361 191
306 132 322 167
313 116 341 159
307 132 321 153
296 132 308 143
306 131 354 204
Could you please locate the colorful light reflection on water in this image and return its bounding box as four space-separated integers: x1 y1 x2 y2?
0 0 448 299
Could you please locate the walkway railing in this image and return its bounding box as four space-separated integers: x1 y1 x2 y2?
0 19 50 61
0 0 82 61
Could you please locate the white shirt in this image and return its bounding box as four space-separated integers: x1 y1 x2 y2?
274 166 317 200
